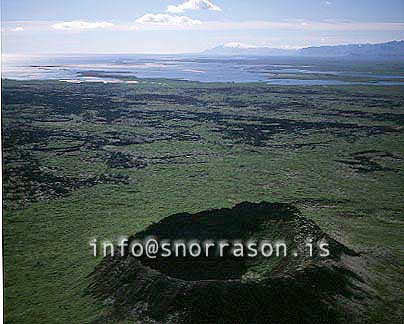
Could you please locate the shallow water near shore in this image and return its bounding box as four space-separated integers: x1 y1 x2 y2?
3 53 404 85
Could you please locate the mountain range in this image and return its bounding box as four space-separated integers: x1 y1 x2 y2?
201 40 404 58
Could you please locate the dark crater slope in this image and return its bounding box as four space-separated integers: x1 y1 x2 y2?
89 202 373 324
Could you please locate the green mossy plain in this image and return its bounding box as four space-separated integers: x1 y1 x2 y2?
2 78 404 323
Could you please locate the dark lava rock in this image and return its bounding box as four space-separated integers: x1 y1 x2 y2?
89 202 373 324
105 151 147 169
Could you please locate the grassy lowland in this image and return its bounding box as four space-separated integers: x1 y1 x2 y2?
2 78 404 323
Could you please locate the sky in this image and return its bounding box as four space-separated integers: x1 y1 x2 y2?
2 0 404 54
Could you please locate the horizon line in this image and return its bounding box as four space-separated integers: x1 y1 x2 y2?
2 39 403 56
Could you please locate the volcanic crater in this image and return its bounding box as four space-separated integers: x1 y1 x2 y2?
89 202 373 324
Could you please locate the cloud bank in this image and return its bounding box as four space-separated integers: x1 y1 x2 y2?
52 21 115 30
10 27 24 32
136 14 201 26
167 0 222 13
5 19 404 33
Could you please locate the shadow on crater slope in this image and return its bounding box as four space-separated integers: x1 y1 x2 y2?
89 202 374 324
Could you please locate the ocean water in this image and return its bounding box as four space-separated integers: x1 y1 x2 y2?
2 54 404 85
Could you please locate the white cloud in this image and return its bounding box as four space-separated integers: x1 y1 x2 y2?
52 21 114 30
167 0 222 13
4 19 404 33
321 1 332 6
11 26 24 32
136 14 201 26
